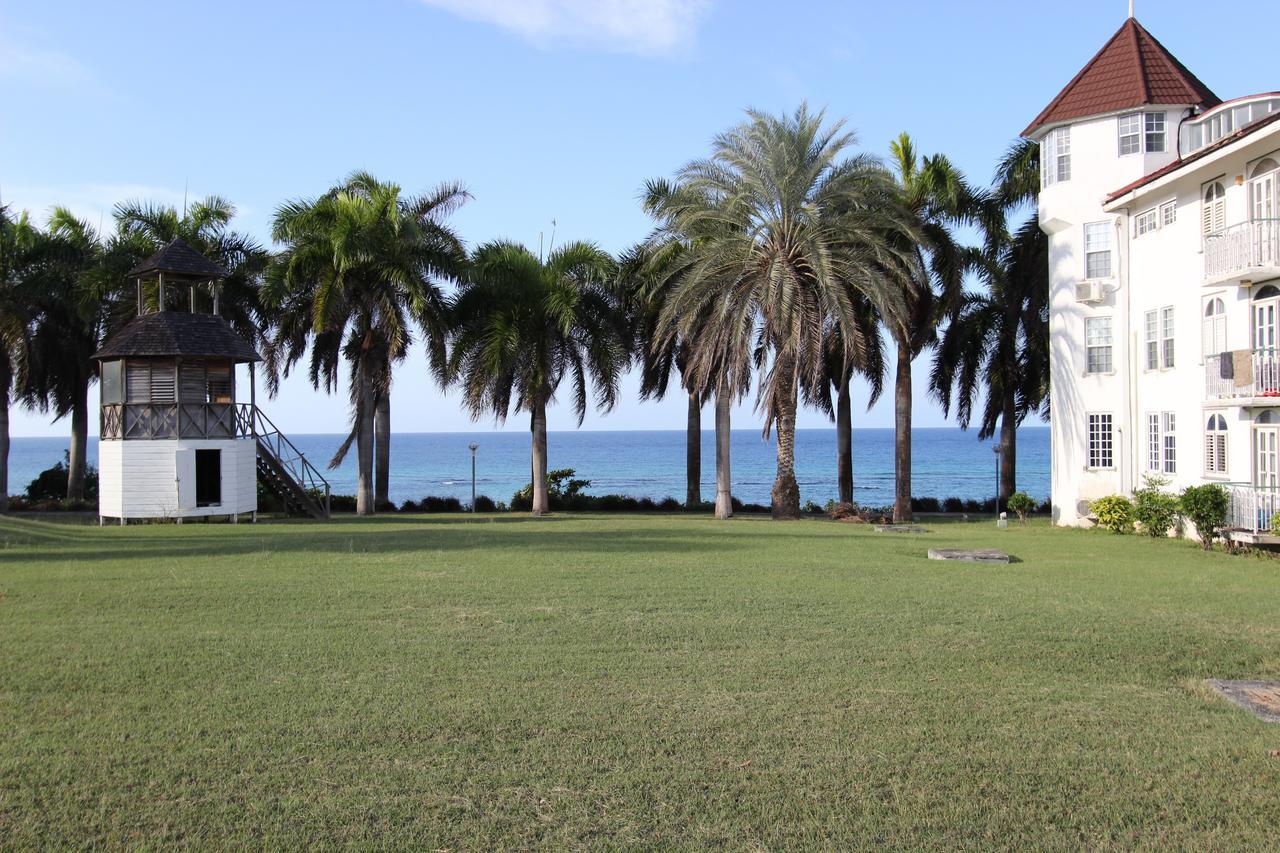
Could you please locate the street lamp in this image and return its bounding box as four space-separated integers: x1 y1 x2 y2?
468 443 479 511
992 444 1003 518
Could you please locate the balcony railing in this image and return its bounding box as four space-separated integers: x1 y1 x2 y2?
1225 484 1280 536
1204 219 1280 282
101 402 254 440
1204 350 1280 400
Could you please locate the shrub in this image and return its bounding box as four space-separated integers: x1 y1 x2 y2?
1131 475 1180 538
1179 483 1229 550
511 468 591 511
825 501 860 520
328 494 358 512
25 452 98 501
1089 495 1134 533
802 500 825 515
1006 492 1036 524
658 497 682 512
1271 509 1280 535
912 497 942 513
942 497 965 513
474 495 497 513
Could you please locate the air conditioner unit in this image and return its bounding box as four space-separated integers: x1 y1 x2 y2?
1075 280 1105 304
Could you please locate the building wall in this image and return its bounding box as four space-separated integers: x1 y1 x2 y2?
1042 106 1280 525
98 438 257 520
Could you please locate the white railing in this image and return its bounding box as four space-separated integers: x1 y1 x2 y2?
1226 484 1280 535
1204 220 1280 281
1204 349 1280 399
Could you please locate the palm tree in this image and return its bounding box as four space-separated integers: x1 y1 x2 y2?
22 209 105 502
0 206 37 510
446 240 627 516
644 105 915 519
802 293 885 505
931 141 1048 506
265 172 467 515
618 240 708 507
883 133 975 522
931 216 1048 505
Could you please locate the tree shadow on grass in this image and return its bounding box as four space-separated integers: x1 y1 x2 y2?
0 514 768 565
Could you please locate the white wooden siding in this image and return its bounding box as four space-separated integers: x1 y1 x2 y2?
99 438 257 519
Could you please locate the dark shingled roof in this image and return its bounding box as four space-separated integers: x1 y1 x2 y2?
94 312 261 362
126 237 227 280
1023 18 1219 137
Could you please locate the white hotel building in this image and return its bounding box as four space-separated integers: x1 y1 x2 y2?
1030 17 1280 538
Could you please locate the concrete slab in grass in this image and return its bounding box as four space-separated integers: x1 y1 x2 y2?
874 525 930 534
927 548 1011 564
1207 680 1280 723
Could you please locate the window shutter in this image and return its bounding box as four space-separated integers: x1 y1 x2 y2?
179 363 207 403
126 361 150 403
150 362 176 403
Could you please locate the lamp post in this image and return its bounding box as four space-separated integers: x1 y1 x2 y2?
993 444 1003 518
468 442 479 511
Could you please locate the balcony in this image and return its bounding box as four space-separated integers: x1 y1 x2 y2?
101 402 255 440
1204 350 1280 403
1225 484 1280 543
1204 220 1280 286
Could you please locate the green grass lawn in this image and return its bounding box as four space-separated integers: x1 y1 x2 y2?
2 513 1278 848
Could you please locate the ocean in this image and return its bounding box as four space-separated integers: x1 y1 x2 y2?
8 426 1049 508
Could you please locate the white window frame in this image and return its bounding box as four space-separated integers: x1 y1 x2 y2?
1087 413 1115 470
1145 310 1159 369
1042 126 1071 187
1161 306 1176 369
1084 221 1112 279
1205 414 1228 477
1145 112 1167 153
1085 316 1113 374
1146 411 1178 474
1160 200 1177 226
1134 208 1158 237
1118 113 1143 155
1202 297 1227 359
1203 180 1226 239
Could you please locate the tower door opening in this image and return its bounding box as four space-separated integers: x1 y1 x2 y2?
195 449 222 506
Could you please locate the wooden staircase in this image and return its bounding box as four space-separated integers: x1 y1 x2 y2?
252 408 330 519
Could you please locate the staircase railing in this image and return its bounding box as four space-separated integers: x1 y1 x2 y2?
242 404 331 517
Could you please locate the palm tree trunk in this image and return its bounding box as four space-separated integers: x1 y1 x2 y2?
893 342 912 523
355 358 376 516
0 360 10 513
714 387 732 520
66 382 88 503
375 392 390 509
771 356 801 520
530 398 549 516
836 373 853 505
686 391 701 507
1000 391 1017 508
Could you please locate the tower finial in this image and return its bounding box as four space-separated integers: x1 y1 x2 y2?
1128 0 1134 18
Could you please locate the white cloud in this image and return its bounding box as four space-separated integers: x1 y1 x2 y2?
1 184 187 231
0 31 95 87
417 0 712 55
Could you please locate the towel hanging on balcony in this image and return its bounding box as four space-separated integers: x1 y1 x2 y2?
1233 349 1254 387
1220 352 1234 379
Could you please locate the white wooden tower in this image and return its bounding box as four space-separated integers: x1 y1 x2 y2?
94 239 261 523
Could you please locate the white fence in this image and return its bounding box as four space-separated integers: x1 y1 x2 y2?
1204 219 1280 281
1226 484 1280 535
1204 349 1280 399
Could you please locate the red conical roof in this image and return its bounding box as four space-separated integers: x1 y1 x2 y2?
1023 18 1219 137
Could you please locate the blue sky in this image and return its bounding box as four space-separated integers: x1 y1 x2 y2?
2 0 1271 437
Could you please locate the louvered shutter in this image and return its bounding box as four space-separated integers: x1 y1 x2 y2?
150 361 176 403
126 361 150 402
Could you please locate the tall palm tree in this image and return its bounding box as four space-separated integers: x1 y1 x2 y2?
644 105 915 519
0 206 37 510
22 209 105 502
446 240 627 516
883 133 974 522
802 293 885 505
618 240 707 507
931 215 1048 504
265 172 467 515
932 140 1048 505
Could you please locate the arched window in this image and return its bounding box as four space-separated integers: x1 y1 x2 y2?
1254 284 1280 301
1203 181 1226 237
1249 157 1279 180
1205 414 1228 475
1256 410 1278 424
1203 297 1227 357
